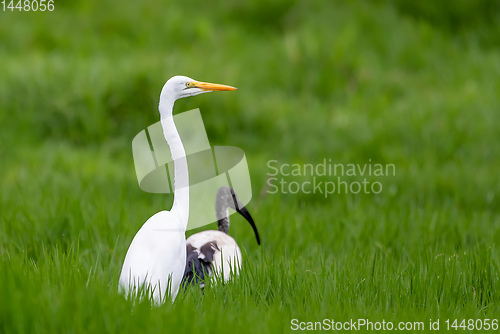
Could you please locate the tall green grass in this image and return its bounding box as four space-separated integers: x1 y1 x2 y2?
1 0 499 333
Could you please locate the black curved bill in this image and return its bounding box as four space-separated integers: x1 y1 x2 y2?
236 206 261 245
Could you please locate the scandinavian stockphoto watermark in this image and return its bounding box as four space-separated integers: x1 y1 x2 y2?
267 159 395 197
131 109 253 231
290 318 499 331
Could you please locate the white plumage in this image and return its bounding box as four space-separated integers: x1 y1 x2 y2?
186 230 243 282
119 76 236 304
182 187 260 287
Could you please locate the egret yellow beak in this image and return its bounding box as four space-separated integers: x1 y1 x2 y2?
193 81 237 91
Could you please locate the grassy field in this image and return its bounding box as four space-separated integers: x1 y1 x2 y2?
1 0 500 332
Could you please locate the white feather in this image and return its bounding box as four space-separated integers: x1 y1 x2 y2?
186 230 242 282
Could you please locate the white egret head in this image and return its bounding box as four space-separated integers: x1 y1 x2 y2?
161 75 237 101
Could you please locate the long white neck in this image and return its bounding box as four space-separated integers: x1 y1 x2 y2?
159 95 189 228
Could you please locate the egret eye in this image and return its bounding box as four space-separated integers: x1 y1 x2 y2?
185 82 191 88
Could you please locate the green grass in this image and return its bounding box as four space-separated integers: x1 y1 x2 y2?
1 0 500 333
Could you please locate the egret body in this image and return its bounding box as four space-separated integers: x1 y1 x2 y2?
119 76 236 304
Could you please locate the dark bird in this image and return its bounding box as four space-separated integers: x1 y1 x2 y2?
182 186 260 288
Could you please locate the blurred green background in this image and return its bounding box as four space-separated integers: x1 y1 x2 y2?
1 0 499 333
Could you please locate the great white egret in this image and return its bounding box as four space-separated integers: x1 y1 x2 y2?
119 76 236 304
182 186 260 287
